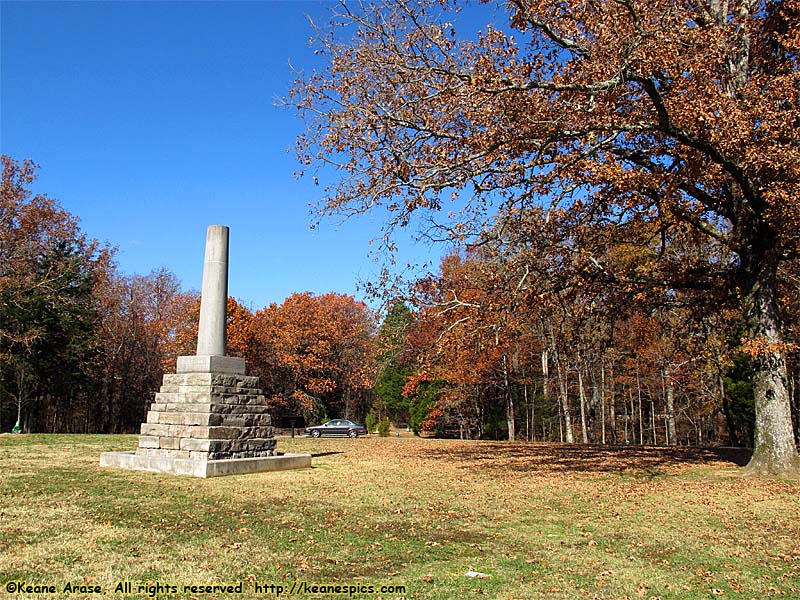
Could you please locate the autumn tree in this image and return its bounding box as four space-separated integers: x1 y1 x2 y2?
292 0 800 474
405 248 547 440
92 267 198 431
0 156 110 432
249 292 378 423
408 252 504 438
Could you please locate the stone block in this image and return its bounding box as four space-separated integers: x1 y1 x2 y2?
161 403 212 413
162 372 260 388
251 414 272 427
207 404 261 415
206 426 240 440
156 413 185 425
247 426 274 439
146 449 191 459
202 454 311 477
140 423 170 437
157 412 221 426
180 438 211 452
238 437 277 452
218 414 272 428
227 437 274 451
176 355 246 375
156 391 213 404
142 423 219 439
210 394 265 407
156 385 181 394
146 412 160 424
208 437 278 459
218 416 248 428
181 425 212 439
159 386 263 397
159 437 182 450
211 440 235 452
138 436 160 449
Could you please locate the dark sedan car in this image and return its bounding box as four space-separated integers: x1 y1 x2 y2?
305 419 367 438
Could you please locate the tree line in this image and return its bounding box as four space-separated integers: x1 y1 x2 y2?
2 154 799 461
0 156 377 433
288 0 800 475
387 248 799 453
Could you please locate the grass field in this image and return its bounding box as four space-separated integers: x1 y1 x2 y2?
0 434 798 600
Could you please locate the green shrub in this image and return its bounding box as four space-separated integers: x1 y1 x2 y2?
365 411 378 434
377 417 391 437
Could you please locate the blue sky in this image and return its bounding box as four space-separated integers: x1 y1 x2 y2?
1 0 458 311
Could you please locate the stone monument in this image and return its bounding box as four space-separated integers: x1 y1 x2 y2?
100 225 311 477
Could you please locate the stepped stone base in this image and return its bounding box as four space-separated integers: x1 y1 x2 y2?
100 368 311 477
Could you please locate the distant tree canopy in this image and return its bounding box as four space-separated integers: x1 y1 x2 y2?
248 291 378 423
0 156 380 433
291 0 800 473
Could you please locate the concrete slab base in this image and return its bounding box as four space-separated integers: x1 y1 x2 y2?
100 451 311 478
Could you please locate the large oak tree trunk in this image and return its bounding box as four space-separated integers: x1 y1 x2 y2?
741 255 800 475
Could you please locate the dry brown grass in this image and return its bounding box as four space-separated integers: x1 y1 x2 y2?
1 434 798 599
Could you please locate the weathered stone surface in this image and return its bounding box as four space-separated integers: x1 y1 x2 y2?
139 424 204 438
100 451 312 477
155 403 212 413
155 392 213 404
209 451 276 460
209 449 277 460
162 373 260 388
157 393 267 407
196 225 229 357
155 412 224 426
211 403 270 415
180 438 211 452
159 437 182 450
137 448 192 459
138 436 160 449
149 403 271 419
136 438 276 458
139 423 171 437
155 412 189 426
212 414 272 428
136 368 277 465
176 355 245 375
157 386 264 397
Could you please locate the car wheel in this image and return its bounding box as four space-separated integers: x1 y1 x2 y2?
312 430 321 438
348 430 358 438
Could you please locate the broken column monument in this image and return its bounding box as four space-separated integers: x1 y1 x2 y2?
100 225 311 477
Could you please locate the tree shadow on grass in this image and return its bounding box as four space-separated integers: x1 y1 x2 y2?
422 442 752 475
